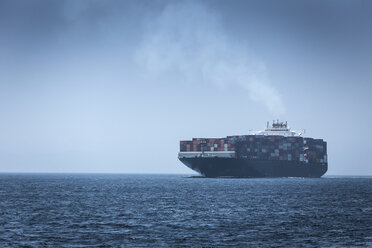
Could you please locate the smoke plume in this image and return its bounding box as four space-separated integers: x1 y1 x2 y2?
136 2 286 116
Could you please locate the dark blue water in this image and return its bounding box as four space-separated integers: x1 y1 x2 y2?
0 174 371 247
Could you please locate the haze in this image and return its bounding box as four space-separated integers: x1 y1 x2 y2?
1 0 371 175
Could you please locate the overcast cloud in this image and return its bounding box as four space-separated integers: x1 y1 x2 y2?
0 0 372 175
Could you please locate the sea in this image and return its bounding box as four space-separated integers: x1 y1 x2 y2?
0 174 371 247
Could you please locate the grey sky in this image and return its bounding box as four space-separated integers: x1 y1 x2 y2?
1 0 371 175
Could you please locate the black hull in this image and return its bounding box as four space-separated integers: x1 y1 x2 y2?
179 158 327 178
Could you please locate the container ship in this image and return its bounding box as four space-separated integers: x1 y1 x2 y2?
178 121 328 178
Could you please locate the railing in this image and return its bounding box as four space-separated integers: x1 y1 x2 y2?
178 151 236 159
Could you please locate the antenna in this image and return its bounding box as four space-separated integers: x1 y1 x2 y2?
267 121 269 128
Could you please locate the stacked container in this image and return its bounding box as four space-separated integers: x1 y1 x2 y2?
180 135 327 164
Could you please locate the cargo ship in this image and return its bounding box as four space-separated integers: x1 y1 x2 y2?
178 121 328 178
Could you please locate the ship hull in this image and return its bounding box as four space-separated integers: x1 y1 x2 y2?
179 157 327 178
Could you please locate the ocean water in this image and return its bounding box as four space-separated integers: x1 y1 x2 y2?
0 174 371 247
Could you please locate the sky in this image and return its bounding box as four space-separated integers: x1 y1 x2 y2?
0 0 371 175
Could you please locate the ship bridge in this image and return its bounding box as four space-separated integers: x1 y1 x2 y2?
251 120 304 137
